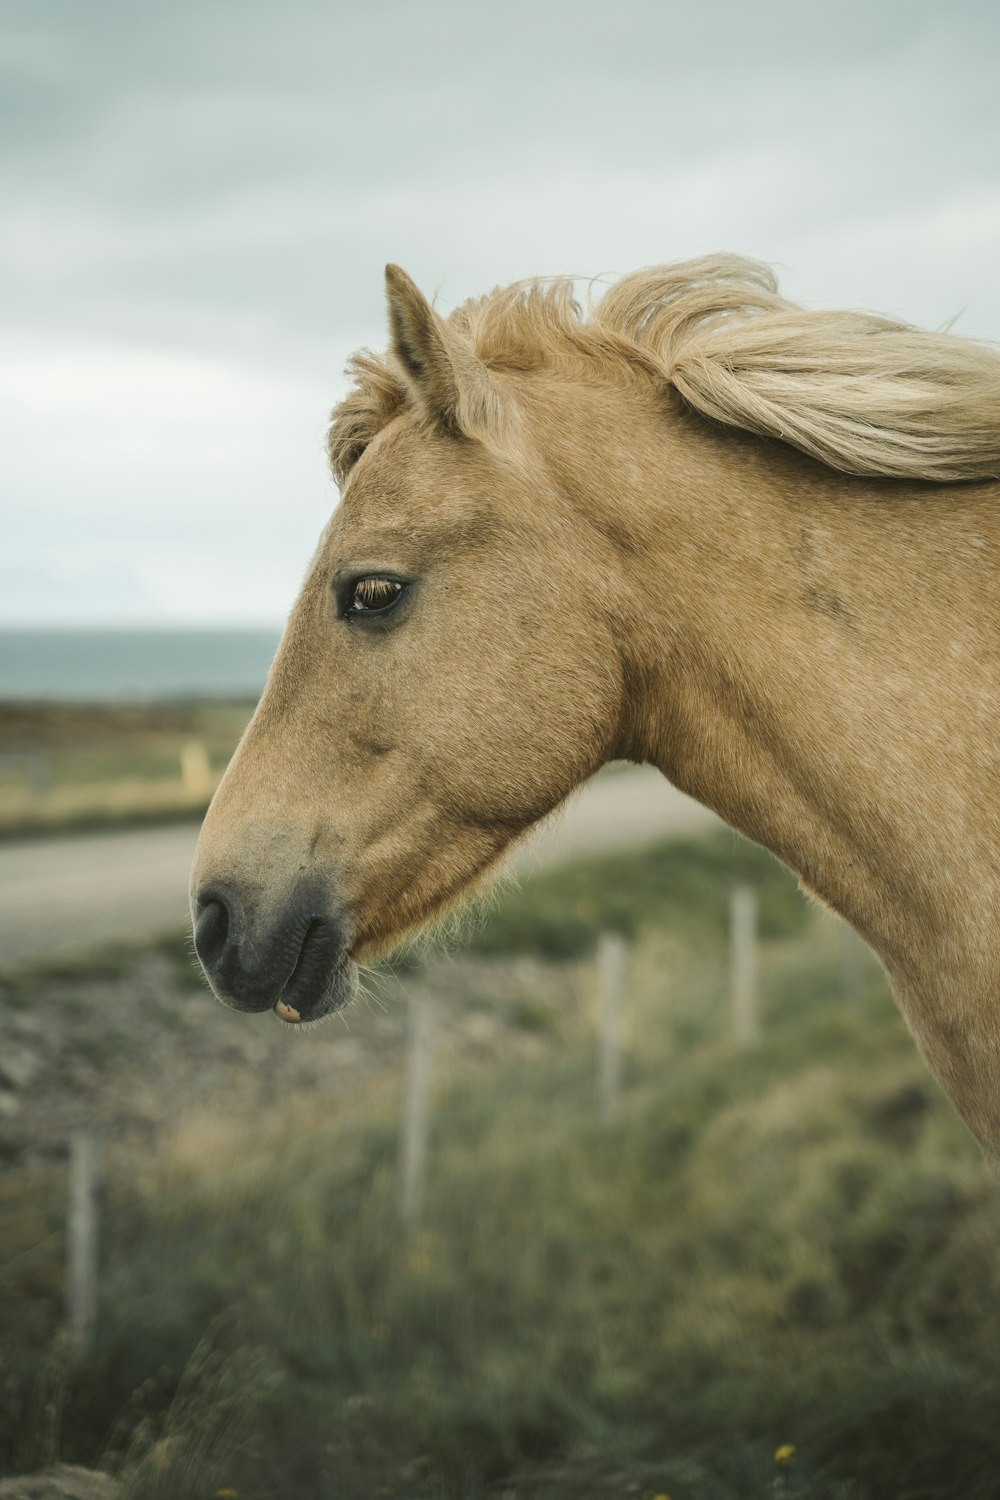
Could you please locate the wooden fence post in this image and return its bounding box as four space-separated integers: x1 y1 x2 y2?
730 885 759 1048
179 740 213 799
597 932 626 1124
67 1134 99 1357
399 994 435 1226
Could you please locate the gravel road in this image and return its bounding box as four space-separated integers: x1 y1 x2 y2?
0 767 720 969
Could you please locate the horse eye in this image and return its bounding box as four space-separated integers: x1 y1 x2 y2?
345 577 405 617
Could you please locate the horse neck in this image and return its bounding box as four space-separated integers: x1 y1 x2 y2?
554 379 1000 975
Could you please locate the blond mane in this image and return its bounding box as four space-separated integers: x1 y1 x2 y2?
329 254 1000 485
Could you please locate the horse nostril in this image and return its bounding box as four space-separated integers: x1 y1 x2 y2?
194 893 232 974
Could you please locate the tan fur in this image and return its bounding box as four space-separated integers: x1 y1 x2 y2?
193 257 1000 1162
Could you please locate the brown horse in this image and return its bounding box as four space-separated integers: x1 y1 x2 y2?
191 256 1000 1160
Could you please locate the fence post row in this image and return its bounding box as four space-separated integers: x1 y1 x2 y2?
399 993 436 1226
597 931 626 1124
67 1134 99 1357
730 884 759 1049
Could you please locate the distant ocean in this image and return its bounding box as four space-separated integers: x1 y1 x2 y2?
0 627 283 702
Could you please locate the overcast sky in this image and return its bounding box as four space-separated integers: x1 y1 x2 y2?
3 0 998 625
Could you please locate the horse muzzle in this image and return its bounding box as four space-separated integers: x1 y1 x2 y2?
192 880 358 1024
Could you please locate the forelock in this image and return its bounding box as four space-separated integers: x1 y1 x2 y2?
327 352 408 487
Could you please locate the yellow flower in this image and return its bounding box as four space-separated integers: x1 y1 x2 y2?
774 1444 796 1466
216 1490 239 1498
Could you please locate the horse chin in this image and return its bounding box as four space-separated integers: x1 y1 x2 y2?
349 835 520 968
347 894 466 969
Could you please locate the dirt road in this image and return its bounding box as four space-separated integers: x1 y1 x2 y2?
0 767 720 969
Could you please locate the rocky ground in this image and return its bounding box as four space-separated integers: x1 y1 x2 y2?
0 938 582 1171
0 936 587 1500
0 1466 118 1500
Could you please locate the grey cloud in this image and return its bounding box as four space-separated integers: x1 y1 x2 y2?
1 0 998 622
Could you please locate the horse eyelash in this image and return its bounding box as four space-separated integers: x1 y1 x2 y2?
344 577 406 617
355 578 391 603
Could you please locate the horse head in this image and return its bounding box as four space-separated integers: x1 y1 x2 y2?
189 267 628 1021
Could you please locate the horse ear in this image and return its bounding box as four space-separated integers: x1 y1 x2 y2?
384 264 512 445
385 264 459 426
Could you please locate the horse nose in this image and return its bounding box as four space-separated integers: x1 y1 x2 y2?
193 888 250 996
194 889 233 977
193 881 276 1013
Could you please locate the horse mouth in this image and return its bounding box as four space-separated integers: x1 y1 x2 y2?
273 919 358 1025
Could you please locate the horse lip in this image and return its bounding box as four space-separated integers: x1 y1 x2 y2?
274 920 358 1023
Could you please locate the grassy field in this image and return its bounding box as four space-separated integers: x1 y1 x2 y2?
0 702 253 838
2 836 998 1499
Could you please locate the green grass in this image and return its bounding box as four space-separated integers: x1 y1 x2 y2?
2 838 999 1498
465 830 808 960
